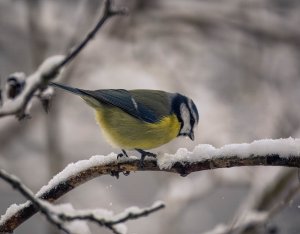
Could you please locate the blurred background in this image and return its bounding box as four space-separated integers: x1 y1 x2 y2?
1 0 300 233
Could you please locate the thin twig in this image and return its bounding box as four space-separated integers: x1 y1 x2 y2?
202 183 300 234
0 0 126 119
202 173 300 234
58 202 165 234
60 203 165 226
0 169 164 234
54 0 127 72
0 169 71 234
202 211 269 234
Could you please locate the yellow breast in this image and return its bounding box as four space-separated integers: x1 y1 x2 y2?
94 106 181 150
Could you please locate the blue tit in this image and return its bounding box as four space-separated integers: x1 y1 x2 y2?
49 82 199 163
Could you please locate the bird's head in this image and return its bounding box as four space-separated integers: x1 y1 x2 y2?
173 94 199 141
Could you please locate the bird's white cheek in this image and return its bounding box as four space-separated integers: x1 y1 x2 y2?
179 103 191 135
180 122 191 135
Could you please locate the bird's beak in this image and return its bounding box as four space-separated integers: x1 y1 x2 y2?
188 131 194 141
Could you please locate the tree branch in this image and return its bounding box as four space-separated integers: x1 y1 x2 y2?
0 169 71 234
1 138 300 233
202 177 300 234
202 211 269 234
0 169 164 234
0 0 126 119
56 201 165 234
55 0 127 70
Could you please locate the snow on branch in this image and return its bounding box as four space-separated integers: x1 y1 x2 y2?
55 201 165 234
0 56 64 119
0 0 126 119
1 138 300 232
202 177 300 234
0 169 164 234
0 168 71 233
202 211 269 234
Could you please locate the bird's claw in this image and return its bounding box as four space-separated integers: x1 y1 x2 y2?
136 149 157 168
114 150 131 177
117 149 129 159
110 170 120 179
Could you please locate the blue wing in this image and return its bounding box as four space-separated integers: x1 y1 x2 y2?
80 89 159 123
49 82 170 123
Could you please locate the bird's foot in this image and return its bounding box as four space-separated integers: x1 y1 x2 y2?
110 170 120 179
112 150 131 178
117 149 129 159
135 149 157 168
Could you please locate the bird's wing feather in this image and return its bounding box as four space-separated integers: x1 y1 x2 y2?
49 82 174 123
129 89 173 119
80 89 163 123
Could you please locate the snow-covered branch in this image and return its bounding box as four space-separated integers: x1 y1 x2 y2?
0 169 164 234
56 201 165 234
202 177 300 234
0 168 71 233
0 0 126 119
202 211 269 234
1 138 300 232
0 57 64 119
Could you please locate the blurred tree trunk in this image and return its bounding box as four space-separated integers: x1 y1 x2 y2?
25 0 47 69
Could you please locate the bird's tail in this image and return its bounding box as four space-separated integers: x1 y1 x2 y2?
49 82 83 96
49 82 101 108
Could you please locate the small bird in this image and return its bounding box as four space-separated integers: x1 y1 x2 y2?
50 82 199 165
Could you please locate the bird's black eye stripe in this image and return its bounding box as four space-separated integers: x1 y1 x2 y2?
172 94 185 124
